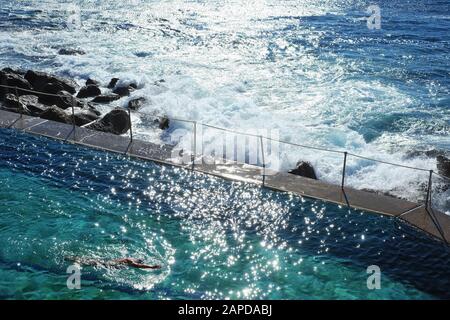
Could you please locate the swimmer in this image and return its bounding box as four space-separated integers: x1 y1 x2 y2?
65 256 162 269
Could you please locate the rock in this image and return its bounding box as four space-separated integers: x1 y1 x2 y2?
107 78 119 89
0 70 33 97
24 70 78 94
40 82 66 94
85 103 101 116
406 150 450 179
1 67 26 76
3 94 21 108
73 108 100 126
0 103 30 115
17 95 47 116
139 111 170 130
39 90 79 110
113 86 133 97
77 85 101 98
437 156 450 178
87 108 131 135
58 48 86 55
1 93 30 115
127 97 146 110
129 83 138 89
406 149 446 159
158 116 170 130
91 94 121 103
39 106 72 124
288 161 317 180
86 78 100 86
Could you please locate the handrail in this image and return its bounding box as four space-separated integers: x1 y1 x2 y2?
433 172 450 182
202 122 264 139
2 83 448 244
264 135 345 155
134 110 194 124
0 84 63 97
0 83 440 174
201 123 345 154
347 152 431 172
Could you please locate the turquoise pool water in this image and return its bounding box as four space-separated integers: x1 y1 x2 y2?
0 128 449 300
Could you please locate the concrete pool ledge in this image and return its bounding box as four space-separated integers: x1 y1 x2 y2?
1 109 449 245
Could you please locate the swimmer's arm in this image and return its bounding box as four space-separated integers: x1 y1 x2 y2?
131 262 162 269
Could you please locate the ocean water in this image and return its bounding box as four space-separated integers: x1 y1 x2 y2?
1 128 450 300
0 0 448 211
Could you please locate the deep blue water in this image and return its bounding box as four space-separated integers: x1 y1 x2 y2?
1 128 450 299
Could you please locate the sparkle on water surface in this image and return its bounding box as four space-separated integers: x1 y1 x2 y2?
0 0 448 210
1 129 450 300
0 0 449 299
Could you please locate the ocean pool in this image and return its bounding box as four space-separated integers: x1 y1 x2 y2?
0 128 449 300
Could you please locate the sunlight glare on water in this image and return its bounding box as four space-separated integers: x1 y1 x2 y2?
1 129 450 299
0 0 448 210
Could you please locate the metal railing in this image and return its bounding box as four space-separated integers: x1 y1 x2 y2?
1 84 449 213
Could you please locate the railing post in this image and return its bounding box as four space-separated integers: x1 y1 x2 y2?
260 135 266 187
71 95 76 140
128 108 133 143
14 86 24 123
425 170 433 208
341 152 348 189
191 121 197 170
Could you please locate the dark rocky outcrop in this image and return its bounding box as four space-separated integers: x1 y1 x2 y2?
86 108 130 135
17 95 47 116
3 93 21 109
158 116 170 130
73 108 100 126
25 70 78 94
85 103 101 116
0 93 31 115
39 90 79 110
91 94 121 104
437 155 450 178
107 78 119 89
39 106 72 124
58 48 86 56
0 70 33 97
0 67 166 137
288 161 317 180
140 111 170 130
40 82 65 94
86 78 100 86
1 67 26 76
77 85 101 98
127 97 146 110
406 149 446 159
113 86 133 97
406 149 450 180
